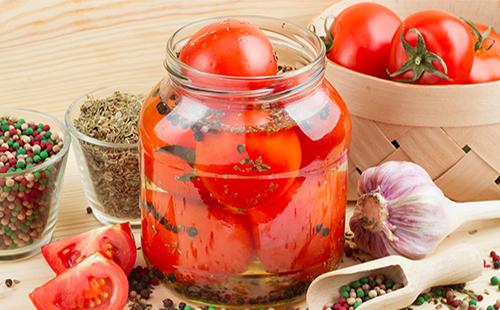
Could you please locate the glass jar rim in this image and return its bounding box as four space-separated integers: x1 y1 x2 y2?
165 15 326 98
65 86 144 149
0 108 71 178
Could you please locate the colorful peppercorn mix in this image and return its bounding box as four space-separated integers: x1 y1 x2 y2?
0 116 66 251
325 274 404 309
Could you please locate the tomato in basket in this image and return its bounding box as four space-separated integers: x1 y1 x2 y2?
325 2 401 78
465 21 500 84
387 10 475 84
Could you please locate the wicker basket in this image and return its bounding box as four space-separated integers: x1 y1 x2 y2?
311 0 500 202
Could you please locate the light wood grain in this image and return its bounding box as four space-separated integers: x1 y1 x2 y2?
1 1 500 309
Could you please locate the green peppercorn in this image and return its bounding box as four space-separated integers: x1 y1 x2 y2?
357 290 365 298
16 161 25 169
488 306 496 310
354 301 362 309
12 142 19 149
360 277 369 284
469 299 477 306
340 285 350 292
40 150 48 160
350 280 361 289
25 128 33 135
415 296 425 305
491 276 499 285
341 291 349 298
33 155 41 162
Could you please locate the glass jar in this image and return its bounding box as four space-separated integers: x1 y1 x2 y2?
66 85 148 227
0 109 70 260
139 16 351 307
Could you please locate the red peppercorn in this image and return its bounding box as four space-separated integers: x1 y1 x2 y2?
451 300 461 308
9 128 16 135
42 125 50 131
477 295 484 301
491 251 497 257
467 307 475 310
9 158 17 165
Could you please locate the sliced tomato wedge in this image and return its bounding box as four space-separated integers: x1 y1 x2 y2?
30 253 128 310
41 223 136 275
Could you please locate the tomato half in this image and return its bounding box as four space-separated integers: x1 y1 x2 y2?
326 2 401 78
179 19 277 77
467 22 500 83
41 223 136 275
194 109 302 208
30 253 128 310
388 10 474 84
248 168 347 279
141 189 253 284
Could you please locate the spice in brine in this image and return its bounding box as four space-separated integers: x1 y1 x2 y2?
73 91 144 219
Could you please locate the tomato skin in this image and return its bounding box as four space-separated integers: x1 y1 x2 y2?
468 23 500 84
41 223 136 275
30 253 128 310
141 189 253 284
327 2 401 78
388 10 475 84
194 110 302 208
179 19 277 77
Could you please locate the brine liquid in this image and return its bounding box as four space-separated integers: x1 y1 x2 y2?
139 80 351 307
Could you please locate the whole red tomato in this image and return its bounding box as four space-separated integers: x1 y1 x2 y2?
326 2 401 78
195 109 302 209
465 21 500 84
388 10 475 84
179 19 277 77
287 81 351 168
141 189 253 284
248 168 347 279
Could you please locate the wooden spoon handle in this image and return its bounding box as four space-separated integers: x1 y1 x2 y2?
408 243 483 288
452 200 500 227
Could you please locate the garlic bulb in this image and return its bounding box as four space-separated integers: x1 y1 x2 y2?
349 161 451 259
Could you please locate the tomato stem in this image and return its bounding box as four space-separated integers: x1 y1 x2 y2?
310 16 335 53
462 18 494 51
388 28 450 83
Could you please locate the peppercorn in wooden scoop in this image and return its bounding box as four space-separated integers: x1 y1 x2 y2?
306 243 482 310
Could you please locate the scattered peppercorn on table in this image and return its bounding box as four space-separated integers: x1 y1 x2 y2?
1 1 500 309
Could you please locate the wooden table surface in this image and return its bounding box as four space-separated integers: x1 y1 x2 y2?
1 1 500 309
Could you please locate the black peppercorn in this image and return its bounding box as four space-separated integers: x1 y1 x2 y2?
494 260 500 269
162 298 174 307
5 279 13 288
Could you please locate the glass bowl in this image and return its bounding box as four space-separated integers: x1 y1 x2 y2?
65 85 148 227
0 109 70 260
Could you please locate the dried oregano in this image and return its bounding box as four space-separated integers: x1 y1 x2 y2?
73 91 144 219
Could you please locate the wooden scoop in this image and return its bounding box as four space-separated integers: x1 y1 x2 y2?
306 244 482 310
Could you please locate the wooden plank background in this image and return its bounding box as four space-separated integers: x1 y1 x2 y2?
1 1 500 309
